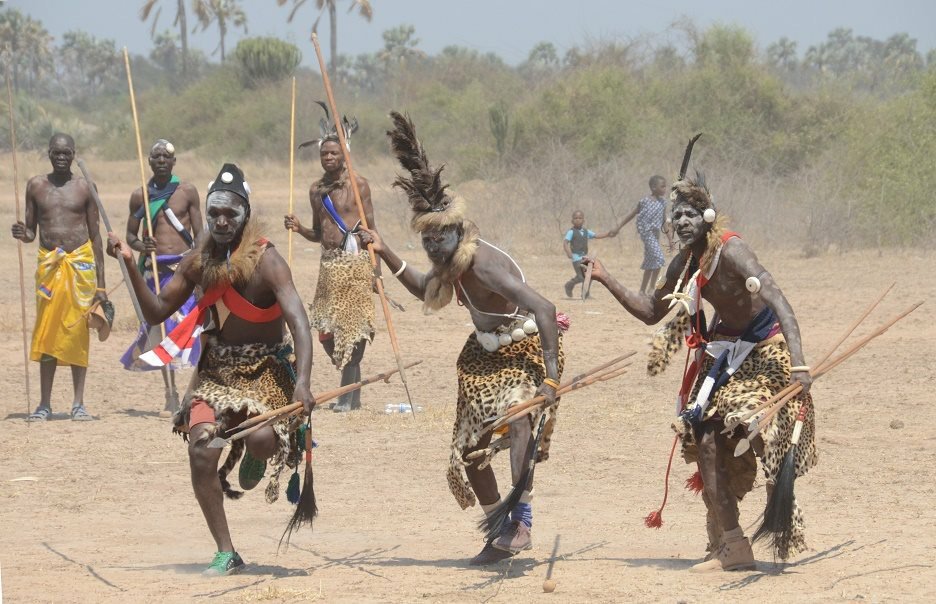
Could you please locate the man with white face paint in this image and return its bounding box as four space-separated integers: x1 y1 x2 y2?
359 113 567 566
121 139 202 414
108 163 315 576
583 135 817 570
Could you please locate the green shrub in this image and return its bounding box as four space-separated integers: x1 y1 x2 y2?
233 37 301 87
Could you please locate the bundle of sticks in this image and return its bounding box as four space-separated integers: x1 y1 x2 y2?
725 283 922 554
477 351 635 542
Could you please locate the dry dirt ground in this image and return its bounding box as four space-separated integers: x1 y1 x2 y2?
0 157 934 603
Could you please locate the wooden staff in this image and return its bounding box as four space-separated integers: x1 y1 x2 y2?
287 76 297 267
725 281 896 432
734 299 924 456
482 351 636 435
122 48 165 339
219 359 423 436
311 33 417 417
77 160 147 324
6 71 32 418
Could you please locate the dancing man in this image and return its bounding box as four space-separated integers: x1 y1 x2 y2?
109 164 315 575
359 113 566 565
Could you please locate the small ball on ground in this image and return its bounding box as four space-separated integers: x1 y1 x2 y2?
543 579 557 593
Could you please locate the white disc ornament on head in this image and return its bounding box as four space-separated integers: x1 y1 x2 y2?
477 331 499 352
221 171 234 184
745 276 761 293
703 208 716 223
498 333 513 348
522 318 538 335
165 142 175 155
511 328 526 342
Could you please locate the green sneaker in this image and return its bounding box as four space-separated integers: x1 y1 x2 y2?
202 551 244 576
238 451 266 490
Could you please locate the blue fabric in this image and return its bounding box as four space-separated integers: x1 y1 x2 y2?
565 228 596 262
511 501 532 528
685 305 778 424
322 193 349 233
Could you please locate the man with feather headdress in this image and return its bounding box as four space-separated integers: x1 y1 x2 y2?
359 112 567 565
583 135 816 570
109 164 315 576
285 102 376 413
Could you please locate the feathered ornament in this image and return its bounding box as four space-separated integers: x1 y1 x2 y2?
298 100 358 151
387 111 467 232
279 418 318 548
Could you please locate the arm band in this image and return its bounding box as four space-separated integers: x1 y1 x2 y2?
789 365 810 373
542 378 561 390
392 261 407 278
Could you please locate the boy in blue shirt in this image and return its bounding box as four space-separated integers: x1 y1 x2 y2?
563 209 620 297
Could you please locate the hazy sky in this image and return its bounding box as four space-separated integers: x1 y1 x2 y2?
10 0 936 65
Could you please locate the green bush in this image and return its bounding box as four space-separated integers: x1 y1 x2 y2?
233 37 301 87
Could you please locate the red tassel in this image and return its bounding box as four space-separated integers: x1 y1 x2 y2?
645 435 679 530
685 469 704 494
644 510 663 528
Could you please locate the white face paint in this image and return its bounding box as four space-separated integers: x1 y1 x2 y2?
206 190 248 245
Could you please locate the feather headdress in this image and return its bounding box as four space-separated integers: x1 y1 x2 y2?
669 133 713 213
298 101 358 151
386 110 477 311
387 111 467 232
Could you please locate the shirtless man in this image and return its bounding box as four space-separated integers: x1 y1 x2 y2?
121 139 202 413
583 137 816 568
12 133 106 422
285 111 376 412
109 163 314 575
359 112 565 565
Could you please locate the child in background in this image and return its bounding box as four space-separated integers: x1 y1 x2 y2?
563 210 620 298
616 175 673 294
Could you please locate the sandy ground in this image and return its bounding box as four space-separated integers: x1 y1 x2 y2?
0 159 935 603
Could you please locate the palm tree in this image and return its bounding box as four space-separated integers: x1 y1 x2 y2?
766 37 797 71
193 0 247 62
140 0 191 78
277 0 373 75
0 9 53 92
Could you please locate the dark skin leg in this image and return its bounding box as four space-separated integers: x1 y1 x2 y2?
161 367 179 411
38 357 87 409
697 422 741 533
464 430 500 505
69 365 87 407
321 338 366 408
463 415 535 507
39 357 56 408
189 421 278 552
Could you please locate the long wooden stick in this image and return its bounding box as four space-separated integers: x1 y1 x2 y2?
77 160 147 325
122 48 165 339
735 299 923 455
484 351 636 430
493 362 631 430
727 281 896 431
287 76 296 268
223 359 423 435
6 71 32 418
311 33 417 418
482 353 635 437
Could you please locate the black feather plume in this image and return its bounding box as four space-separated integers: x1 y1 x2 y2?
679 133 703 180
386 111 451 212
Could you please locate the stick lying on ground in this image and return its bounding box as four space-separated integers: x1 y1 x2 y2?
207 360 423 448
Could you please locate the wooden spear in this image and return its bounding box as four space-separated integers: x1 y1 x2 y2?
310 33 417 416
287 76 297 268
6 71 32 419
122 48 165 339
